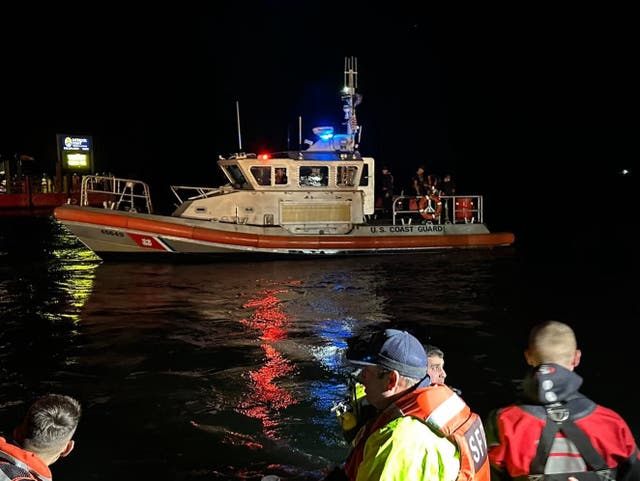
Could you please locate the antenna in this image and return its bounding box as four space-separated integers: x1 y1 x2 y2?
236 100 243 152
342 56 361 145
344 56 358 92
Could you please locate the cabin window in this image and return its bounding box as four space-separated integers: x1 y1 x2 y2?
225 165 248 188
299 166 328 187
337 166 358 187
274 167 288 185
250 166 271 186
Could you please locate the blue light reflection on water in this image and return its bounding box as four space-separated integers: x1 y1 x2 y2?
0 215 637 480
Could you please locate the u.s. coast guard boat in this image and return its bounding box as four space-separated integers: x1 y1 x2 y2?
53 58 514 260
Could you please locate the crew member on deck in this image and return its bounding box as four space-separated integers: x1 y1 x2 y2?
411 165 426 197
439 174 456 222
275 168 288 185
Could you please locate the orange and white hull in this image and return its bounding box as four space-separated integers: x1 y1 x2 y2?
54 205 515 260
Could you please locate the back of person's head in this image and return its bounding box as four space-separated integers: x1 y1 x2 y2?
19 393 81 463
526 320 579 369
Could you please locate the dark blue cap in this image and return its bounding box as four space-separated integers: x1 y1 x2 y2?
346 329 427 379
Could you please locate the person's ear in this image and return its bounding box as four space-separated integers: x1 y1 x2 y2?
524 349 535 367
60 439 75 458
571 349 581 370
387 370 399 390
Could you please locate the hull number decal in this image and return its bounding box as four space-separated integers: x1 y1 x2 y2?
127 233 174 251
100 229 124 237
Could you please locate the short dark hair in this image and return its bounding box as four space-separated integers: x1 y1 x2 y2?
425 345 444 358
22 394 82 454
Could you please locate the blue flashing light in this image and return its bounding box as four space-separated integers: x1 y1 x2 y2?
319 131 334 141
312 126 334 141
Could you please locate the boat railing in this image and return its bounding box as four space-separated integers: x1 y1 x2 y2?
79 175 153 214
169 185 231 204
390 194 483 225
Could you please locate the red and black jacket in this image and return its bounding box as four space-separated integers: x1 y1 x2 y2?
485 364 640 481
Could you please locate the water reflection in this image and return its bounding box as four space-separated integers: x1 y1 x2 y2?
62 259 393 479
0 216 100 403
238 287 298 438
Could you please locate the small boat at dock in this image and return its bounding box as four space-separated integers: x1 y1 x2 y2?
53 58 514 260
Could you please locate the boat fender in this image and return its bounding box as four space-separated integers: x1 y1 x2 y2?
418 195 442 221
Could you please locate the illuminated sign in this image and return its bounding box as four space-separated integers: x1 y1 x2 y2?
66 153 89 168
61 136 91 151
56 133 94 173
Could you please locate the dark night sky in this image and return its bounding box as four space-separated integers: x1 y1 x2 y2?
1 3 636 209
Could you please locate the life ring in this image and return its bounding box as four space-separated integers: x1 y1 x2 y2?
418 194 442 221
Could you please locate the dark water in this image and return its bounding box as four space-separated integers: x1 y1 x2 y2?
0 215 637 481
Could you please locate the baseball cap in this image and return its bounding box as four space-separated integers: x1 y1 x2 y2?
346 329 428 379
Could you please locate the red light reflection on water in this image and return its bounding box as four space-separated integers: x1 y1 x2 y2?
237 287 299 438
242 289 288 341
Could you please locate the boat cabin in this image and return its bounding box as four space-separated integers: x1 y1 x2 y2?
168 148 375 235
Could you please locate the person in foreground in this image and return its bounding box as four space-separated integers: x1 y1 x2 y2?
336 343 456 443
0 393 82 481
325 328 489 481
484 320 640 481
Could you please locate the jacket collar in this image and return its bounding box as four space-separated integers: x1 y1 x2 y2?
0 436 52 481
521 363 584 404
